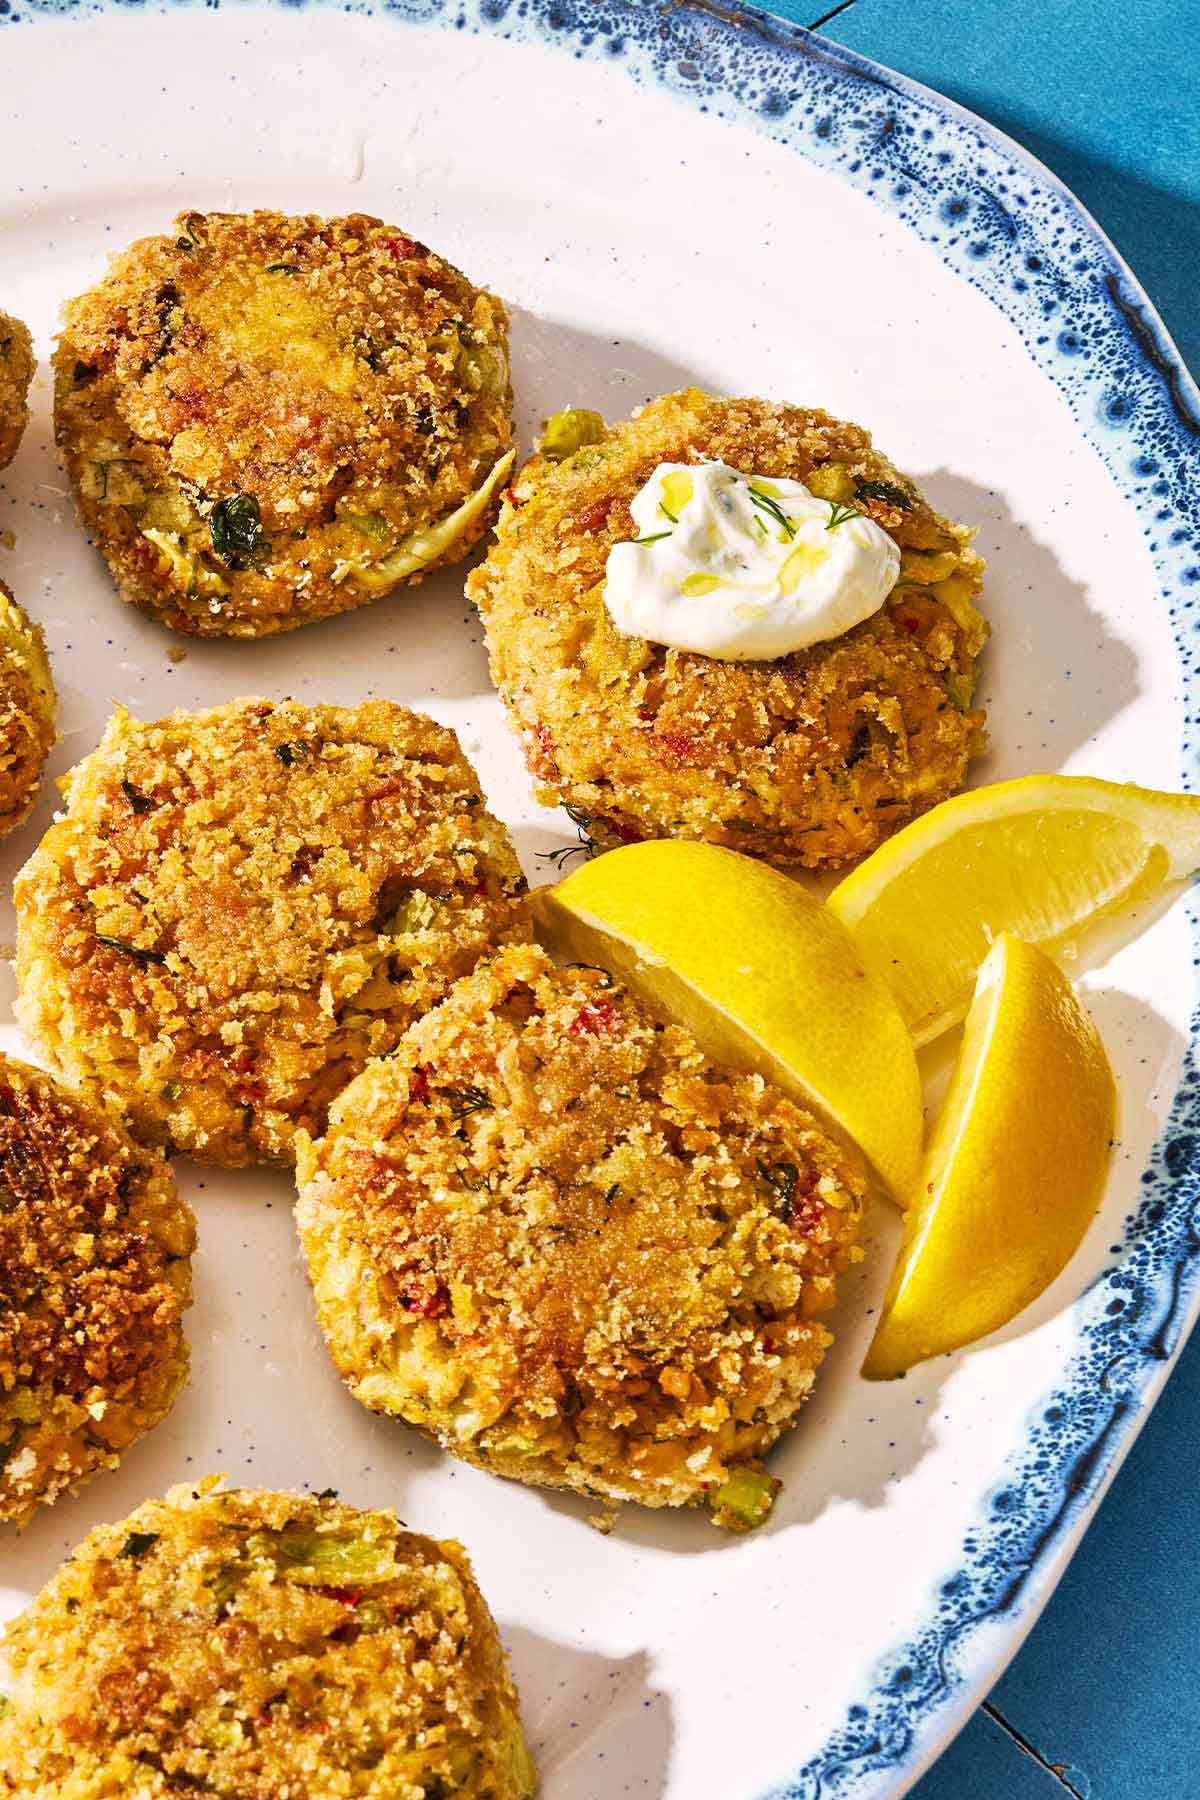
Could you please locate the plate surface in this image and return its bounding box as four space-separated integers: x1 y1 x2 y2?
1 4 1198 1797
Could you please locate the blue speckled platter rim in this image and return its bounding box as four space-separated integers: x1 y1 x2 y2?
5 0 1200 1794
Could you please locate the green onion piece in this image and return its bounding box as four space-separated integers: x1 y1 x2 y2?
246 1526 396 1582
538 407 605 461
710 1467 780 1532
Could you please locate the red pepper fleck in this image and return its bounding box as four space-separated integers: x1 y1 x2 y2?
379 233 420 262
788 1170 823 1233
319 1587 363 1606
398 1280 448 1318
569 997 618 1038
504 485 522 508
578 496 614 534
408 1065 432 1104
530 723 557 776
902 615 921 633
655 731 696 763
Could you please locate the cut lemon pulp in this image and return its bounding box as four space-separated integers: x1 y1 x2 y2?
828 775 1200 1046
533 839 923 1202
862 934 1115 1380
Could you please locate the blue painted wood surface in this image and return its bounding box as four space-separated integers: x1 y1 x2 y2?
759 1 1199 1791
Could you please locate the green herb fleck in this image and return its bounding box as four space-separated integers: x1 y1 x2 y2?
161 1079 183 1101
855 478 911 511
826 501 862 531
757 1159 799 1215
316 1487 338 1501
275 740 312 768
439 1084 493 1120
266 262 300 275
120 1531 160 1558
943 671 973 713
633 530 672 546
121 779 154 815
209 493 262 567
97 934 167 967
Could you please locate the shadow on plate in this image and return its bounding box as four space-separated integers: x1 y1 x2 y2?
916 466 1142 781
503 1622 674 1799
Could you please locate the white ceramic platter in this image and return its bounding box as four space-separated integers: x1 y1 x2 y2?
1 5 1198 1797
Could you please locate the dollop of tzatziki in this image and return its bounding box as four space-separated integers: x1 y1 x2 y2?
603 460 901 660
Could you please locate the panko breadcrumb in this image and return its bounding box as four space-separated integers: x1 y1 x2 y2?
14 696 525 1168
0 577 55 834
296 941 868 1529
54 210 513 637
0 310 34 469
0 1478 536 1799
0 1054 193 1528
469 387 988 869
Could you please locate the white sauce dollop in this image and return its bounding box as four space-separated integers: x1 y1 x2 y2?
603 460 901 660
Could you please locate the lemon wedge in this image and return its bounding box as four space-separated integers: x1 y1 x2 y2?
862 934 1115 1379
533 840 923 1202
828 774 1200 1046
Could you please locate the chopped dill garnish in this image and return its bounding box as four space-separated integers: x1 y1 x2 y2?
121 779 154 815
855 478 911 511
826 501 862 531
97 934 166 967
658 502 680 524
275 740 311 768
633 530 672 546
120 1531 160 1558
756 1159 799 1215
747 485 796 540
536 803 600 869
564 961 615 987
439 1083 493 1120
266 262 300 275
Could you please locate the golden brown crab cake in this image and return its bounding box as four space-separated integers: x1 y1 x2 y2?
0 1478 536 1799
13 696 526 1169
468 387 988 870
0 311 34 470
0 577 55 835
0 1054 193 1528
53 210 513 637
296 941 868 1532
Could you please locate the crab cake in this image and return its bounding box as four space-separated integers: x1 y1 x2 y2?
54 210 513 638
14 696 525 1169
0 1478 536 1799
296 941 868 1531
0 311 34 470
469 387 988 870
0 1055 193 1528
0 578 55 834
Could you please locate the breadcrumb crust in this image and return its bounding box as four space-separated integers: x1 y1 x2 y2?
54 211 513 636
0 1054 193 1528
469 387 988 869
0 577 56 835
0 311 34 470
14 696 526 1167
0 1478 535 1799
296 941 868 1523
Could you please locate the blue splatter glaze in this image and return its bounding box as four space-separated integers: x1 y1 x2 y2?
7 0 1200 1795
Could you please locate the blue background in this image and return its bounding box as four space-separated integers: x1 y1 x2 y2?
771 1 1197 1792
